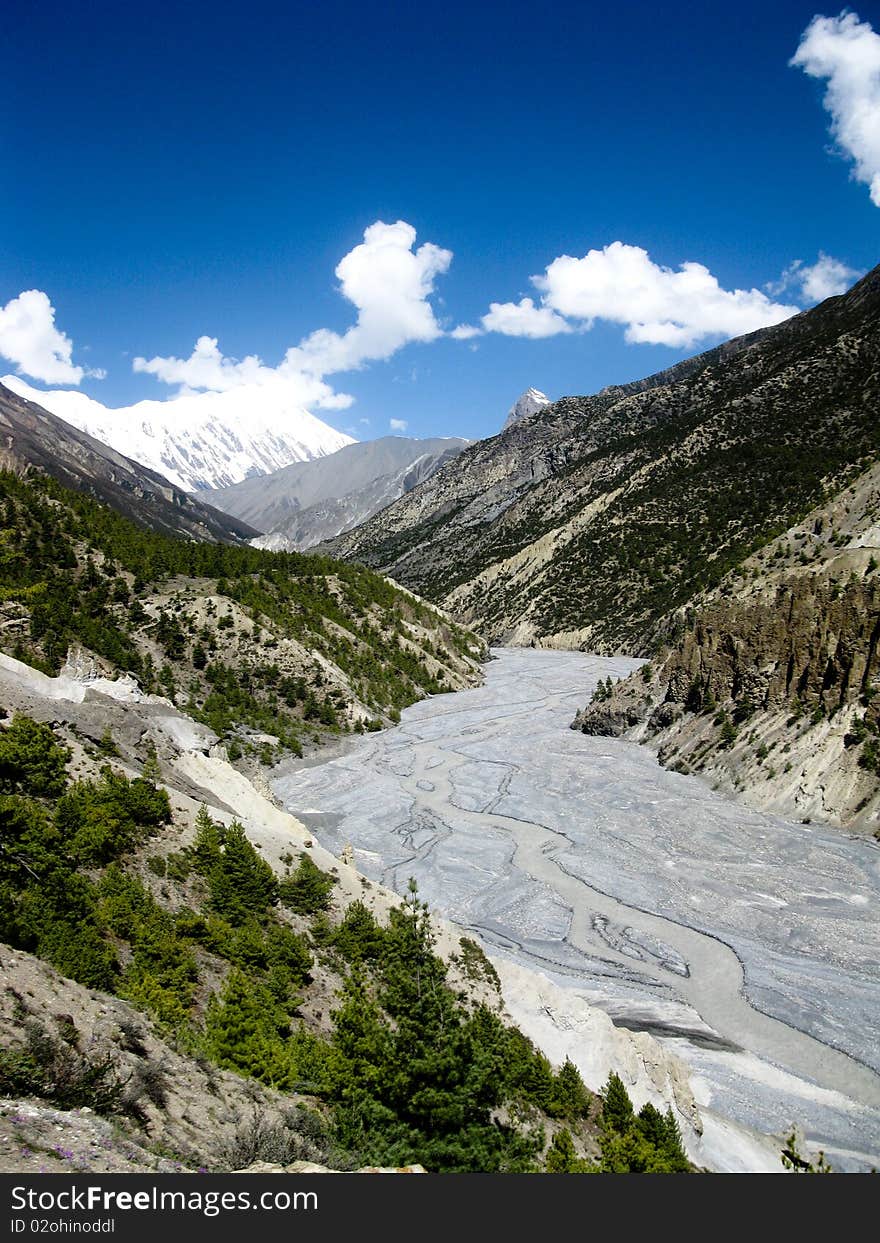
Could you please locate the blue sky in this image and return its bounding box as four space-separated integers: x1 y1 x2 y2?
1 0 878 441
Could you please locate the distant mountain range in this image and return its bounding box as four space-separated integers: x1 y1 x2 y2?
0 380 256 544
207 435 470 549
204 389 550 549
1 375 353 491
1 370 549 555
2 267 878 833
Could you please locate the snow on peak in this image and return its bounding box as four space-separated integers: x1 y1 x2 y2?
1 375 355 491
504 387 551 430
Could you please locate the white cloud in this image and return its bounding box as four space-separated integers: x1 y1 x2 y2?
451 298 571 341
286 220 452 377
769 252 863 301
132 220 451 413
481 298 573 339
537 244 799 347
134 335 264 391
0 290 101 385
133 336 351 410
389 418 408 432
472 242 799 348
791 12 880 206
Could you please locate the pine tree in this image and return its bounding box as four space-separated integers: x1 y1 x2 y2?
660 1107 690 1171
601 1071 635 1133
636 1100 667 1147
329 967 392 1101
142 742 161 784
0 715 70 797
379 880 456 1041
522 1051 556 1113
191 805 223 873
551 1057 591 1120
331 900 384 962
98 727 119 756
208 822 278 923
204 969 293 1088
278 853 336 914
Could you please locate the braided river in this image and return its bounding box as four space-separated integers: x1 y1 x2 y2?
274 648 880 1170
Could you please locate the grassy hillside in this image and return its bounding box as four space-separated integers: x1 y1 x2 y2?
0 469 482 760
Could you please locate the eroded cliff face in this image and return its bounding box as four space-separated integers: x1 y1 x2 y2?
574 466 880 829
661 579 880 716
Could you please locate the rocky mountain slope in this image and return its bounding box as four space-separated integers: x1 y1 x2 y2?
2 375 353 492
324 264 880 656
0 381 256 544
207 435 469 550
0 943 326 1174
574 461 880 828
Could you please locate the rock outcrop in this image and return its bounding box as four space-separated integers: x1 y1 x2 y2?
574 464 880 827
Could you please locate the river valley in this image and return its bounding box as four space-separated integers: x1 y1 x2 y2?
273 648 880 1171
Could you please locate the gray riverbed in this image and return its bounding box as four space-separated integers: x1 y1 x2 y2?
273 648 880 1169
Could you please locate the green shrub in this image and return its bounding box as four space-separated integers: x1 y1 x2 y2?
328 901 385 962
55 768 171 865
0 1020 124 1114
545 1127 596 1173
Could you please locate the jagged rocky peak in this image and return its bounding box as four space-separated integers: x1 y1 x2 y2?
504 387 551 429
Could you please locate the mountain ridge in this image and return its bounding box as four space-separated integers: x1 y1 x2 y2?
573 458 880 827
0 380 257 544
322 263 880 656
208 434 470 549
2 375 354 491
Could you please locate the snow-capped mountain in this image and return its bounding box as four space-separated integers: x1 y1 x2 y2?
1 376 354 492
504 387 551 430
0 379 257 545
